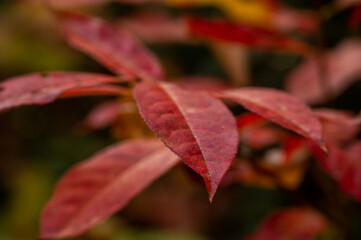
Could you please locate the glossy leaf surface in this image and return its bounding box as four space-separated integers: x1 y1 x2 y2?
41 139 179 239
220 88 326 151
0 72 120 112
134 81 238 200
58 12 165 81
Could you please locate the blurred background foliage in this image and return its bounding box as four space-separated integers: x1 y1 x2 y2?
0 0 361 239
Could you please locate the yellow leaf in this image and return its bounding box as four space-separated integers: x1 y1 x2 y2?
216 0 272 26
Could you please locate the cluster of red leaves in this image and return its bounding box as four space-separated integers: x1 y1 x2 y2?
0 0 361 239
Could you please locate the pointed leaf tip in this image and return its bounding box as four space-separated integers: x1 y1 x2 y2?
134 81 238 199
0 72 120 112
219 88 326 151
57 11 165 81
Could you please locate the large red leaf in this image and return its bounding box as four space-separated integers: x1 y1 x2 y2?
0 72 121 112
41 139 179 239
187 17 315 55
219 88 326 151
133 81 238 200
246 207 328 240
285 39 361 104
58 12 165 81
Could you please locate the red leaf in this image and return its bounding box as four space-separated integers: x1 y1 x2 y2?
286 39 361 104
312 141 361 202
339 142 361 201
219 88 326 151
0 72 120 112
58 12 165 81
187 17 315 55
83 101 122 130
133 82 238 201
315 108 359 144
237 113 268 131
271 8 319 34
246 207 328 240
40 138 179 239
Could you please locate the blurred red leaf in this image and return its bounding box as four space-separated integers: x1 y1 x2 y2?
41 138 179 239
187 17 315 55
315 108 360 144
83 100 122 130
58 12 165 81
237 113 268 130
0 72 121 112
272 8 319 34
286 39 361 104
246 207 328 240
339 142 361 201
312 141 361 202
219 88 326 151
236 113 285 149
133 81 238 201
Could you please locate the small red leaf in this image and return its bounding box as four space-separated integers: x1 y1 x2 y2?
41 139 179 239
286 39 361 104
58 12 165 81
83 101 121 130
219 88 326 151
339 142 361 201
0 72 120 112
246 207 328 240
187 17 315 55
272 8 319 34
133 82 238 201
315 108 359 144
